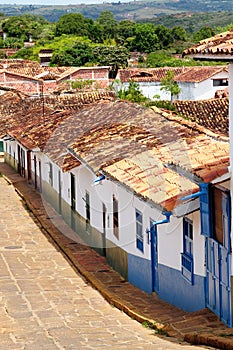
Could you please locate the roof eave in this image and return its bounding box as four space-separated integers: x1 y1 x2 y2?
186 53 233 62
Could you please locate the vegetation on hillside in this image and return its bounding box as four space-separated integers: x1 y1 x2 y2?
0 7 230 77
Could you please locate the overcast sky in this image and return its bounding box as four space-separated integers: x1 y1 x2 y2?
0 0 133 5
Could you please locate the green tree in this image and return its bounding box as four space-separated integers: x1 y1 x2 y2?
2 14 48 41
117 80 147 103
51 42 95 67
130 23 159 53
192 26 215 43
116 20 136 45
93 45 130 78
154 24 173 49
12 47 37 61
55 13 93 37
96 11 117 41
172 26 188 42
160 71 181 102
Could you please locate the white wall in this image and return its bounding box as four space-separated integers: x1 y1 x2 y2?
119 71 228 101
159 210 205 276
31 153 205 276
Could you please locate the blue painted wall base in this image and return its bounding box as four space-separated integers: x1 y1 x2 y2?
128 253 152 294
158 263 205 312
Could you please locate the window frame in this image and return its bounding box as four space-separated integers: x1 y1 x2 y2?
136 209 143 252
48 162 53 187
181 217 194 284
113 195 119 239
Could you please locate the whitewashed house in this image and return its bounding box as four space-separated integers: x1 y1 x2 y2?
183 29 233 327
116 66 228 101
3 95 230 324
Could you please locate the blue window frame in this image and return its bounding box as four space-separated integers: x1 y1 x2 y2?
181 217 194 284
136 209 143 252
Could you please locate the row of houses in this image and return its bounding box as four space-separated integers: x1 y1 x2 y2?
1 29 233 327
0 60 110 96
0 59 229 101
1 87 231 326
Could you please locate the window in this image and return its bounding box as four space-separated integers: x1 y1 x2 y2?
213 79 228 87
85 191 90 232
113 195 119 239
48 163 53 187
181 218 193 284
136 209 143 252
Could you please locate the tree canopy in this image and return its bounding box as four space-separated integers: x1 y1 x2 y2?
0 10 227 72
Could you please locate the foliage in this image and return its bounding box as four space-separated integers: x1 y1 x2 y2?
0 8 230 68
93 45 130 78
96 11 117 41
71 79 94 90
0 37 23 49
51 41 95 67
55 13 94 38
2 14 48 41
129 23 159 53
116 20 136 45
160 71 181 102
117 80 148 103
154 25 174 49
144 50 194 67
12 47 38 61
147 99 176 111
192 26 216 43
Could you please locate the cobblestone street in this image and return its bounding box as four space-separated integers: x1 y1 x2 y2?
0 174 217 349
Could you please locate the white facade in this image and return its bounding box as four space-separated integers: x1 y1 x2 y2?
118 70 228 101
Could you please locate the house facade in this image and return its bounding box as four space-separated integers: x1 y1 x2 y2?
2 95 231 323
183 28 233 327
116 66 228 101
0 60 110 96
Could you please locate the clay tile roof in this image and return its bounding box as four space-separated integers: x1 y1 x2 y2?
174 97 229 135
118 67 187 83
4 91 116 169
4 96 229 212
183 29 233 60
103 152 199 212
174 66 227 83
66 101 229 211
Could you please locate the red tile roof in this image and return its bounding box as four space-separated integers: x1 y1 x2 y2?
174 66 227 83
3 95 229 212
183 29 233 60
118 66 227 83
174 97 228 135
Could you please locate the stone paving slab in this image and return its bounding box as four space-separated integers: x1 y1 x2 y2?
0 161 233 349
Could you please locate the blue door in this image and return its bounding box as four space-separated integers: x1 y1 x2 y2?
206 191 231 326
206 240 231 326
150 220 158 292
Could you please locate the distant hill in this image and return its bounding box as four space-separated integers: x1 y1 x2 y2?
0 0 232 32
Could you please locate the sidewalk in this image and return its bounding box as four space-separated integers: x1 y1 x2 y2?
1 161 233 350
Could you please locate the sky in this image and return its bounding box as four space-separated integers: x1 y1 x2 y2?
0 0 134 5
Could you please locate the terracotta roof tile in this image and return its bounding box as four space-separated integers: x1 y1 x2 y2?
183 30 233 60
174 98 228 136
3 96 229 212
118 67 187 82
118 66 227 83
174 66 227 83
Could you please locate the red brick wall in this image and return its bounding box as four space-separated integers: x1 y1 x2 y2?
61 68 110 89
0 73 40 95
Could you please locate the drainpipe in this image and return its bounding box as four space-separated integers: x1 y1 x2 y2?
148 211 172 292
181 183 208 202
151 211 172 227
